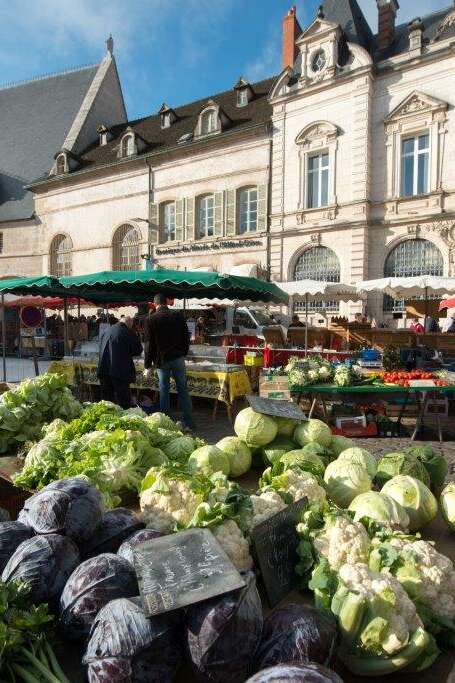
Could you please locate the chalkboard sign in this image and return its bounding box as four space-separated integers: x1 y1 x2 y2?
251 497 307 607
133 528 245 617
247 395 304 421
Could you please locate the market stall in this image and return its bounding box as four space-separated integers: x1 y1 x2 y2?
1 375 455 682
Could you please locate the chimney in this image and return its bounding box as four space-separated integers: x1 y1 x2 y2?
282 6 302 70
408 17 424 56
377 0 399 51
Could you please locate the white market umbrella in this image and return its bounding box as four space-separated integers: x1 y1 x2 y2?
275 280 362 353
357 276 455 327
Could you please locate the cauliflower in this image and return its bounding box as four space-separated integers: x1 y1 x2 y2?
249 490 286 528
212 520 253 571
384 538 455 621
311 516 370 571
339 562 423 655
277 469 326 505
140 469 204 531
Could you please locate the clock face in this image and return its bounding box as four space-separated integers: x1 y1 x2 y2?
311 49 327 73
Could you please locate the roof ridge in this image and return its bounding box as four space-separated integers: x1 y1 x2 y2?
0 63 99 92
393 4 453 32
127 74 278 128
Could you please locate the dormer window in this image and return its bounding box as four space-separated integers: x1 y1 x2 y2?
159 103 177 130
121 134 135 157
97 124 111 146
234 77 254 107
56 154 67 175
201 110 217 135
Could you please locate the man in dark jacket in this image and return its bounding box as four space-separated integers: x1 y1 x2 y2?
97 316 143 409
144 294 194 429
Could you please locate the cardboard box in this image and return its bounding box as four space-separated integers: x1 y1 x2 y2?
259 374 290 400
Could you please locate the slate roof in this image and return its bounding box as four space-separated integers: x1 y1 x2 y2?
0 64 98 222
73 76 275 172
373 7 455 59
322 0 373 50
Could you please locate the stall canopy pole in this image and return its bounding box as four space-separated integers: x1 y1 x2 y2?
63 298 69 356
1 293 6 382
424 286 429 332
304 293 309 357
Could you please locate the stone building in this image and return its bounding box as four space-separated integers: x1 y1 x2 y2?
3 2 455 321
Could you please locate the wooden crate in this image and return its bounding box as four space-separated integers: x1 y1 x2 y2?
0 476 32 520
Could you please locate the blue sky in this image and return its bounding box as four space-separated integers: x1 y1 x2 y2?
0 0 450 121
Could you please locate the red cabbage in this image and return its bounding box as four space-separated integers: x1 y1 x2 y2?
117 529 164 566
0 521 33 573
0 507 10 522
84 597 182 682
246 663 344 682
255 604 337 671
18 477 104 544
60 553 138 640
83 508 144 559
1 533 79 608
186 572 263 682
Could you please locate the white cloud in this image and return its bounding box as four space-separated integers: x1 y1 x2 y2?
245 38 281 82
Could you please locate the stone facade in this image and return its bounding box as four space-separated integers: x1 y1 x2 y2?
2 4 455 324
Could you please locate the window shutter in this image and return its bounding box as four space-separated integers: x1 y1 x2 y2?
175 199 184 242
225 189 236 236
149 203 159 244
257 184 268 232
214 191 224 237
186 197 195 240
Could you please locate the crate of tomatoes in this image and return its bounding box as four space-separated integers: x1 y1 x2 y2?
381 369 449 387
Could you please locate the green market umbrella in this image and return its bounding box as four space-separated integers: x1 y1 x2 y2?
59 269 288 304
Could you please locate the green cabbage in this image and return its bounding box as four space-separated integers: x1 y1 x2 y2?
294 419 332 448
216 437 251 477
348 491 410 531
279 449 325 480
405 445 448 490
145 412 180 432
381 475 437 531
330 435 355 457
376 452 430 488
337 447 377 479
262 436 296 464
324 459 372 507
163 435 200 463
234 408 278 447
301 442 332 464
440 482 455 531
188 445 230 477
275 417 300 437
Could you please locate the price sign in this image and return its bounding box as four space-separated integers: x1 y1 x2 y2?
134 528 245 616
247 395 304 421
251 497 307 607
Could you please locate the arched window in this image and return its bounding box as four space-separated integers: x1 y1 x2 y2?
121 135 134 157
56 154 66 175
384 238 444 311
200 110 217 135
238 186 258 234
112 224 141 271
294 245 341 312
50 234 72 277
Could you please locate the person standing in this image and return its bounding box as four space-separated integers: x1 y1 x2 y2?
97 316 143 409
144 293 195 430
410 317 424 333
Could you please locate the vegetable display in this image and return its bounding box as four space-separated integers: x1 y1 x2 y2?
0 521 33 573
324 460 372 508
234 407 278 447
440 481 455 531
381 475 437 531
0 373 82 454
348 491 410 531
375 451 431 489
216 436 252 477
246 663 344 683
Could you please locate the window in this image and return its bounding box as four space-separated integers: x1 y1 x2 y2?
50 234 72 277
311 49 327 73
401 134 429 197
200 110 217 135
238 187 258 233
294 245 340 312
56 155 66 175
307 152 329 208
162 202 176 242
198 195 214 238
121 135 134 157
162 112 171 129
383 238 444 311
237 89 248 107
113 224 141 271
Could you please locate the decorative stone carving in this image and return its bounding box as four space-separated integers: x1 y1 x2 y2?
436 10 455 38
295 121 338 147
385 90 448 124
